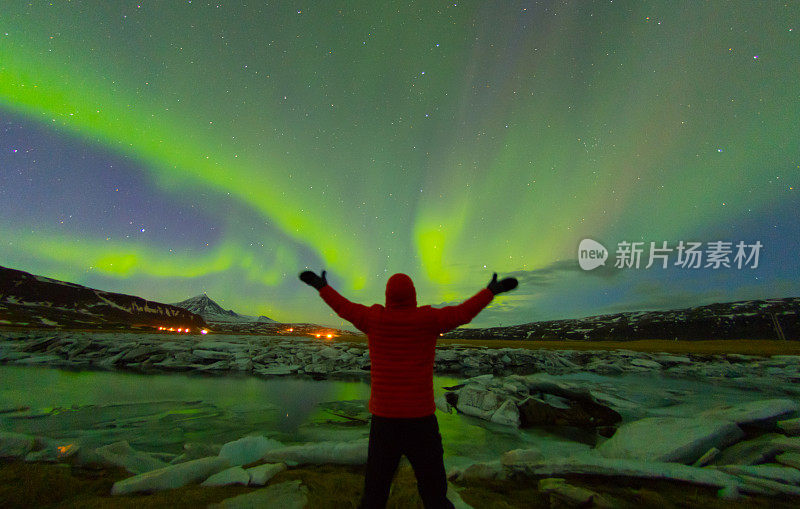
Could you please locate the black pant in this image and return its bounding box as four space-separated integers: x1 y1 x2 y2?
360 413 454 509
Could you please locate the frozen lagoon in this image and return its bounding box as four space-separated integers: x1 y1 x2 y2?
3 334 800 504
2 363 799 471
0 365 587 465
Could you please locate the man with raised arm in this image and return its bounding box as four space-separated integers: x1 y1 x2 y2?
299 270 518 509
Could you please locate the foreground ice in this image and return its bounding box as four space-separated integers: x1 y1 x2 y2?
2 330 800 502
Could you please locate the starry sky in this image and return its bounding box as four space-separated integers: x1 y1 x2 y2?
1 1 798 329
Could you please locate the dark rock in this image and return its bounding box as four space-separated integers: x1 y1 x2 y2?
21 336 58 353
121 346 156 363
518 394 621 429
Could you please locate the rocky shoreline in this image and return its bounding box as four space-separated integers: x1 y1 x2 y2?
3 331 800 385
4 330 800 505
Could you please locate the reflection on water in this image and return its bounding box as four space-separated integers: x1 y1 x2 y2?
0 365 588 464
0 365 369 452
4 364 785 466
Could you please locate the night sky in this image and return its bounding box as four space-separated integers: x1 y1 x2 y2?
1 1 798 329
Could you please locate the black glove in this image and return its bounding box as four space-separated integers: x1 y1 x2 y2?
299 270 327 290
487 272 518 295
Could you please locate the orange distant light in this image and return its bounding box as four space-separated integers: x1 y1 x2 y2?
288 328 293 332
326 334 333 339
315 334 321 338
57 444 75 455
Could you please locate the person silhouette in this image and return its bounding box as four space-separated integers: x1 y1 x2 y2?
299 270 518 508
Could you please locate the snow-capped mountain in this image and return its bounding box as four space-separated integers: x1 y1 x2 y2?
0 265 207 330
172 294 275 324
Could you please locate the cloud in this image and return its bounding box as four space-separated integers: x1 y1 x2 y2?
504 258 623 290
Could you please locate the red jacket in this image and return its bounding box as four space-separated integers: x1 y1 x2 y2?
319 273 494 418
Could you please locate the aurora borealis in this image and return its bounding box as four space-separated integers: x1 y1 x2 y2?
1 1 797 329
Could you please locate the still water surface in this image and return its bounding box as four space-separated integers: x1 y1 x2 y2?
1 365 786 467
0 365 576 467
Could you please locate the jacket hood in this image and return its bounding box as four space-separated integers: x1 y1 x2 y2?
385 273 417 309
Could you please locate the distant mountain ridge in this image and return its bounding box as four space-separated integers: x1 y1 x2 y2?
445 297 800 341
0 265 207 330
3 264 796 341
172 294 275 324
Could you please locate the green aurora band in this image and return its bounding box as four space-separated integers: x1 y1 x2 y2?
1 2 797 325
